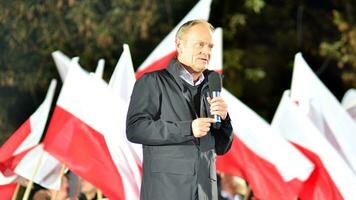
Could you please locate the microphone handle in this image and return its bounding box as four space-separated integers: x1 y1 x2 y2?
212 91 221 129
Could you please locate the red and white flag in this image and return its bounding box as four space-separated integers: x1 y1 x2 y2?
272 91 356 199
290 53 356 173
0 79 57 173
216 88 314 199
43 63 129 200
341 88 356 121
136 0 213 78
0 80 62 194
107 44 142 199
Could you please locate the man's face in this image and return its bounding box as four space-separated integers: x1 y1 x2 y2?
176 24 214 73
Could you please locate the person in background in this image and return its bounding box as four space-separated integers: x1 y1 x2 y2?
219 173 246 200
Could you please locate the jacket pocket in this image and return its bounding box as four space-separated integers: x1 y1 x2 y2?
151 157 195 175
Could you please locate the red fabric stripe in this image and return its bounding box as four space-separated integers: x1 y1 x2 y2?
0 119 31 162
43 106 125 200
136 51 177 79
216 134 243 178
293 143 343 200
217 134 303 199
0 183 17 200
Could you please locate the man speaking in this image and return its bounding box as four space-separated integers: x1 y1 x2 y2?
126 19 233 200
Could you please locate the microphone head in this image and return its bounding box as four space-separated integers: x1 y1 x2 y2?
208 72 222 92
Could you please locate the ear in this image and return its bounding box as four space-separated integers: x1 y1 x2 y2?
175 38 183 54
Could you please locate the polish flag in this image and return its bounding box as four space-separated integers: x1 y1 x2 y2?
272 91 356 199
107 44 142 199
43 63 128 200
1 143 65 190
216 88 314 199
136 0 213 78
341 88 356 121
109 44 142 166
0 79 57 172
0 80 60 194
290 53 356 173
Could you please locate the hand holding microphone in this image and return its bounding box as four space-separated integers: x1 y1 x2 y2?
208 72 227 129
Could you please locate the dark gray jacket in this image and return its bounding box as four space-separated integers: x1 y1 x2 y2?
126 58 233 200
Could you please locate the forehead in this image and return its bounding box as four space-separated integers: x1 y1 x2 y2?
183 24 213 42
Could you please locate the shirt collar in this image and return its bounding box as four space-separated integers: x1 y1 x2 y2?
178 63 205 86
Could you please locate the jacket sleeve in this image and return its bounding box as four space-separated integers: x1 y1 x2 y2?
212 114 233 155
126 73 195 146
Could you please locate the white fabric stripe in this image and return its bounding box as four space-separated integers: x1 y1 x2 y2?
222 88 314 181
15 144 64 190
291 53 356 174
272 91 356 199
209 27 223 71
15 79 57 155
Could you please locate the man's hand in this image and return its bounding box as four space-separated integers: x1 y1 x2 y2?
192 118 215 138
208 96 228 120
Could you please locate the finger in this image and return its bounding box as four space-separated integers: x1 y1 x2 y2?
200 117 216 123
207 96 211 105
200 126 210 133
210 96 223 103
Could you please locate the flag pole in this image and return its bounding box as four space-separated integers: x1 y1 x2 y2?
22 149 45 200
243 186 251 200
11 183 20 200
97 189 103 200
51 164 66 200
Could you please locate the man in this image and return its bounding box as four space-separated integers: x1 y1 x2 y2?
126 19 233 200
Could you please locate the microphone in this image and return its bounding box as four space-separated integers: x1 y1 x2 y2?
208 72 222 129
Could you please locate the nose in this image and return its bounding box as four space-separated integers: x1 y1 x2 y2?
201 45 211 56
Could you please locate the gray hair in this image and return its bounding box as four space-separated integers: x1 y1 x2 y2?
175 19 214 40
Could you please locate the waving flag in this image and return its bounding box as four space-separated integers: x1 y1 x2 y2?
0 79 56 171
290 53 356 173
272 91 356 199
0 80 60 195
136 0 212 78
216 88 313 199
43 63 128 200
107 44 141 199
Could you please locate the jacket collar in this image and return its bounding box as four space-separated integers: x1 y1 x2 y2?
167 58 212 91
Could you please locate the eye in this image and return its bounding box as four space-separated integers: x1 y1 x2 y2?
198 42 205 48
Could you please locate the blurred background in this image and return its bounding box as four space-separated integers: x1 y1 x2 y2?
1 0 355 144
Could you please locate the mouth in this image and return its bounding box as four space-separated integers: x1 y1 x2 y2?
198 58 209 63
